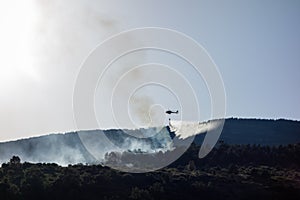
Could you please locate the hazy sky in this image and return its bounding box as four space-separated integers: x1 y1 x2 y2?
0 0 299 141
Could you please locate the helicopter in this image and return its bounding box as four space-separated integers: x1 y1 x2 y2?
165 110 179 115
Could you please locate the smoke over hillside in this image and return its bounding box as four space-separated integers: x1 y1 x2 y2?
0 118 299 170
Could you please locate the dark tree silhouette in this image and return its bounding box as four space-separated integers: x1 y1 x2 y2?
9 156 21 165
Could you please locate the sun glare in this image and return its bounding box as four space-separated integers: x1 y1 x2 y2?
0 0 39 87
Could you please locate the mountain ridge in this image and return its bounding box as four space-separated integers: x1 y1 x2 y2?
0 118 299 166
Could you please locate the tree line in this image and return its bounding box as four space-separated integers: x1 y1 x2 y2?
0 142 299 200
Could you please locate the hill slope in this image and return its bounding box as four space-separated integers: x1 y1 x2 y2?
0 118 299 165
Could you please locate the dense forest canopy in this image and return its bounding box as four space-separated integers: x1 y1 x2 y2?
0 142 299 200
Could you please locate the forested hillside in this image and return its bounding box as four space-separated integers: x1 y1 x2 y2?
0 142 299 200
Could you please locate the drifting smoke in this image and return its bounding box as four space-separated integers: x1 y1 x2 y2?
1 119 299 170
0 132 95 166
0 120 211 166
129 95 163 127
0 0 123 141
0 126 175 166
130 95 153 125
0 120 223 172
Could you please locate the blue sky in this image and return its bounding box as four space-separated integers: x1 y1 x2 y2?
113 0 300 120
0 0 299 141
